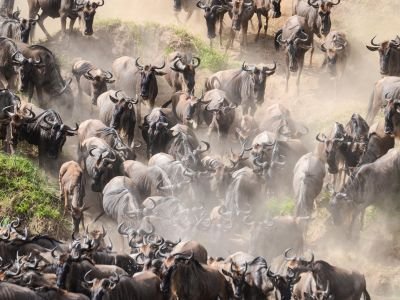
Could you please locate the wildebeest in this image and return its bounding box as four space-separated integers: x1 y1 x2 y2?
330 148 400 235
275 15 313 93
366 35 400 76
225 0 255 51
196 0 230 47
202 88 237 139
163 91 209 129
293 152 325 217
254 0 282 42
112 56 166 120
97 90 138 148
13 43 74 115
161 252 231 299
80 136 122 193
0 12 39 42
173 0 199 23
164 51 200 94
77 119 136 162
0 282 90 300
18 108 78 164
72 60 114 105
102 176 143 225
320 31 349 79
258 103 309 139
294 0 341 65
205 61 276 115
141 107 177 158
27 0 105 39
289 255 371 300
86 271 163 300
59 161 87 234
365 76 400 126
0 37 21 90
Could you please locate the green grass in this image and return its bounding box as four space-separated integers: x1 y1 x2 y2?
266 196 295 216
0 153 60 220
94 18 229 72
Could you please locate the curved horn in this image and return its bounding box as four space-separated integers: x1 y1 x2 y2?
330 0 340 5
242 61 255 72
370 36 380 47
135 57 144 70
84 270 95 285
192 57 201 68
284 248 296 261
104 71 114 80
153 61 166 70
57 78 73 96
95 0 105 7
320 43 327 52
307 0 319 8
315 133 327 143
263 61 277 74
296 30 309 43
51 247 60 259
195 141 210 154
171 58 186 73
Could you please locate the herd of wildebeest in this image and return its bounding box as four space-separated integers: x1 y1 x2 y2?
0 0 399 299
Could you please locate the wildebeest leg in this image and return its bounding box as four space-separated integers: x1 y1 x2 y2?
309 41 314 66
296 56 305 95
0 73 6 89
69 17 77 34
264 14 269 38
225 29 235 52
36 13 51 40
27 84 35 103
285 56 290 93
242 22 249 49
219 15 224 47
255 11 262 42
36 87 44 108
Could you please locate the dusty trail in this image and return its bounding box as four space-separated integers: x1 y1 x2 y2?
11 0 400 297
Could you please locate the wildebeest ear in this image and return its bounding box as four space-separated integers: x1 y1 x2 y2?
155 71 167 76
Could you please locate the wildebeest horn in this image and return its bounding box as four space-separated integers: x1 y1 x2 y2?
88 147 97 157
135 57 144 70
29 14 40 22
173 250 194 261
304 250 314 264
192 57 201 68
117 223 128 236
51 247 60 259
102 151 117 164
196 1 208 9
320 43 327 52
276 33 287 45
284 248 296 261
12 11 20 20
62 123 79 134
95 0 105 7
84 270 95 285
370 36 380 47
330 0 340 6
242 61 255 72
153 61 166 70
194 141 210 155
263 61 277 74
307 0 319 8
267 266 278 278
315 133 327 142
57 78 73 96
101 225 107 237
242 263 248 276
296 30 309 43
104 71 114 81
171 58 186 73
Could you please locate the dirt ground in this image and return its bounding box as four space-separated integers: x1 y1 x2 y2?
12 0 400 298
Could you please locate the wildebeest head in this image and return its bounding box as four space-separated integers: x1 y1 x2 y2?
366 36 400 75
221 262 248 299
70 203 89 234
170 55 201 94
18 14 40 43
85 271 119 300
39 111 79 158
308 0 340 37
109 90 138 129
253 62 276 103
271 0 282 18
345 113 369 142
383 94 400 135
197 1 230 39
315 122 346 174
305 280 334 300
230 0 254 31
276 31 312 72
183 92 210 128
320 34 347 76
266 266 300 300
328 192 353 226
74 0 105 36
84 69 114 105
53 249 81 290
135 58 166 103
11 51 42 93
88 148 117 192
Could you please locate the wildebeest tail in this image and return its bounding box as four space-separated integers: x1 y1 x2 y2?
363 288 371 300
274 29 283 51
